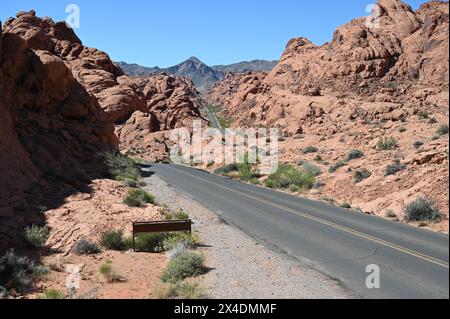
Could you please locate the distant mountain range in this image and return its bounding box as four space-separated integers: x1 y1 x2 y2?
116 57 277 92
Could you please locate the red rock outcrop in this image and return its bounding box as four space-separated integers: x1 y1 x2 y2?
208 0 449 132
0 14 118 251
207 0 449 230
2 11 205 166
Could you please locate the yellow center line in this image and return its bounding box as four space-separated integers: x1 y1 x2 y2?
170 165 449 269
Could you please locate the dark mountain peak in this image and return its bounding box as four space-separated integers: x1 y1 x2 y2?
186 56 203 64
117 57 278 92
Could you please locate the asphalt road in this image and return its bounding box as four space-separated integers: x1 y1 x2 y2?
145 163 449 299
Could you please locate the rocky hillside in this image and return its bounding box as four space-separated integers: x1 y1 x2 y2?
207 0 449 231
0 12 119 250
211 60 278 74
0 10 206 250
118 58 278 92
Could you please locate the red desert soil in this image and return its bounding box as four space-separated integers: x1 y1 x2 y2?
30 179 166 299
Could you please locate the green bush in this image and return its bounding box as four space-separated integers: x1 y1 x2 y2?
24 225 49 248
175 211 190 220
265 179 275 188
303 146 318 154
436 124 449 136
163 232 199 251
99 262 123 283
418 111 429 119
289 185 300 192
377 137 398 150
155 282 207 299
385 161 406 176
39 288 64 299
265 164 315 190
104 151 141 183
354 169 371 183
0 250 47 293
131 233 166 252
214 163 239 175
300 162 322 177
160 252 205 283
329 160 347 173
100 230 126 251
73 240 101 255
404 197 442 222
123 189 155 207
238 163 258 181
346 150 364 161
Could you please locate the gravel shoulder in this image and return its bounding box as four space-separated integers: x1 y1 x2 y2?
143 173 354 299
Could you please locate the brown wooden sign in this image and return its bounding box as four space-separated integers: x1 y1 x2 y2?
132 220 192 252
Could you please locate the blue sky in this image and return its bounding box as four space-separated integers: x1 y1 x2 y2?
1 0 424 67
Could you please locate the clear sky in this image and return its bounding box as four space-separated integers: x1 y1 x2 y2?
1 0 424 67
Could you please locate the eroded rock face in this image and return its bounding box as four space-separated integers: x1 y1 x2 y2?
206 0 449 229
3 11 205 165
0 14 118 251
208 0 449 131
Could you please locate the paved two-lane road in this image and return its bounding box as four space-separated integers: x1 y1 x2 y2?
145 163 449 299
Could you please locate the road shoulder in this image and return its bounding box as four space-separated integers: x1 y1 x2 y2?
144 174 354 299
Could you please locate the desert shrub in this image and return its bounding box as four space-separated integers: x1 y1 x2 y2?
436 124 449 136
73 240 101 255
99 262 124 283
24 225 49 248
385 210 397 218
100 230 126 251
404 197 442 222
129 232 166 252
163 232 199 251
301 162 322 177
341 203 352 209
303 146 318 154
290 185 300 192
385 161 406 176
160 252 205 283
398 126 407 133
214 163 239 175
238 163 257 181
249 178 260 185
313 180 326 189
346 150 364 161
428 117 438 124
354 169 371 183
0 250 47 293
39 288 64 299
329 160 347 173
418 111 429 119
155 282 207 299
123 189 155 207
314 155 323 162
377 137 398 150
104 151 141 182
175 211 190 220
265 164 315 190
413 141 424 149
264 179 275 188
217 116 233 129
167 242 189 261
